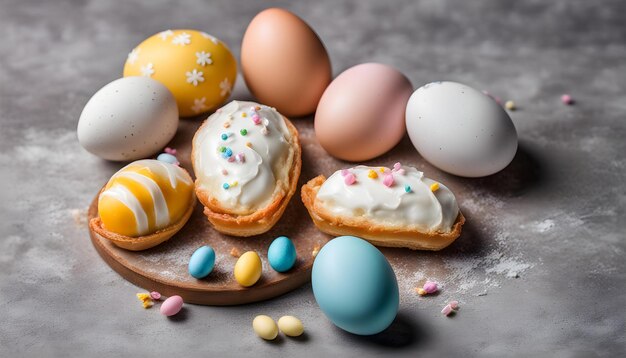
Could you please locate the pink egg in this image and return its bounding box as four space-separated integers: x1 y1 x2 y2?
314 63 413 161
160 295 183 316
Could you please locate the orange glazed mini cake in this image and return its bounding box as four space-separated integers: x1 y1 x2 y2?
90 159 195 251
301 163 465 250
192 100 301 236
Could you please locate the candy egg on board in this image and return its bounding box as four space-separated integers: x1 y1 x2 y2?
267 236 296 272
234 251 262 287
405 81 518 177
77 77 178 161
160 295 184 316
124 29 237 117
311 236 399 335
241 8 331 117
314 63 413 161
188 246 216 279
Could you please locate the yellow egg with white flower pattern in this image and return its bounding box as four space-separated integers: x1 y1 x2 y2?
123 29 237 117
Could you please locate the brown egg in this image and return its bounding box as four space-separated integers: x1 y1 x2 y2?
241 8 331 117
314 63 413 162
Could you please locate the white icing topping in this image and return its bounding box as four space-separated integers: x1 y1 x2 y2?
193 100 291 213
100 184 149 235
316 165 460 233
116 171 170 228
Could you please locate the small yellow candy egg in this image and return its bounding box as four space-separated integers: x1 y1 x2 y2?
252 315 278 340
123 29 237 117
234 251 262 287
277 315 304 337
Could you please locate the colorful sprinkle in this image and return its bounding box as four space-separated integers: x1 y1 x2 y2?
150 291 161 300
235 153 245 163
441 304 454 316
379 167 386 173
157 153 178 164
221 133 229 140
505 100 516 111
227 156 235 162
416 288 427 296
252 114 261 125
164 147 176 155
219 146 226 153
223 122 231 128
231 181 238 187
240 128 248 136
393 162 402 171
230 247 241 257
246 142 252 148
368 170 378 179
404 185 412 193
344 173 356 185
423 281 438 294
225 148 233 157
430 182 440 192
449 300 459 310
223 183 230 189
383 174 394 187
341 169 350 176
561 94 574 105
136 293 154 309
221 168 228 175
241 112 247 118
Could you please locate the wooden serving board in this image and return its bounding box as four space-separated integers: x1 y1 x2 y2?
87 117 331 306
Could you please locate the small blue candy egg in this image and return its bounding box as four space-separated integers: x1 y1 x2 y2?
267 236 296 272
157 152 178 164
188 246 215 279
312 236 399 335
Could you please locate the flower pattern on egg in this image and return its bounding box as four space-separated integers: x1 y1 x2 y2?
127 48 140 64
172 32 191 46
196 51 213 66
220 78 232 97
158 29 173 41
186 69 204 86
191 97 208 113
200 32 219 45
140 63 155 77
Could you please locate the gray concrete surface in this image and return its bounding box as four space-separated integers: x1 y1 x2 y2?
1 0 625 357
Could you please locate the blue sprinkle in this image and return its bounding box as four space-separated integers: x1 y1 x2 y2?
404 185 412 193
221 133 228 140
225 148 233 156
223 183 230 189
157 153 177 164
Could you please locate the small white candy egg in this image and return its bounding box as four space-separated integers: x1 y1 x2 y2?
252 315 278 340
77 77 178 161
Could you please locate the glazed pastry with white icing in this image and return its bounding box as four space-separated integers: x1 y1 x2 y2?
192 100 301 236
90 159 195 251
301 163 465 250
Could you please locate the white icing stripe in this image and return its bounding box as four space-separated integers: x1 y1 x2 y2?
192 100 291 212
100 184 149 235
315 165 459 232
116 171 170 229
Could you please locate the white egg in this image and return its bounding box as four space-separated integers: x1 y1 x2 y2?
405 81 518 177
77 77 178 161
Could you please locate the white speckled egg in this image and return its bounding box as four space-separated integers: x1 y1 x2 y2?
405 81 518 177
77 77 178 161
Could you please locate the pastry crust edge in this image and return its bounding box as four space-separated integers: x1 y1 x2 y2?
301 175 465 251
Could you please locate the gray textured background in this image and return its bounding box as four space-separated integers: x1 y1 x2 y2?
1 0 625 357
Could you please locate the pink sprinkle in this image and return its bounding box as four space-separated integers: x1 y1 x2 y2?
221 169 228 175
252 114 261 125
423 281 438 294
227 156 235 162
395 168 405 175
344 173 356 185
164 147 177 155
150 291 161 300
235 153 245 163
393 162 402 171
383 174 394 187
441 304 453 316
449 300 459 310
341 169 350 177
561 94 574 105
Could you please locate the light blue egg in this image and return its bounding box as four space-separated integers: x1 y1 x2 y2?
188 246 215 279
157 153 178 164
312 236 399 335
267 236 296 272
